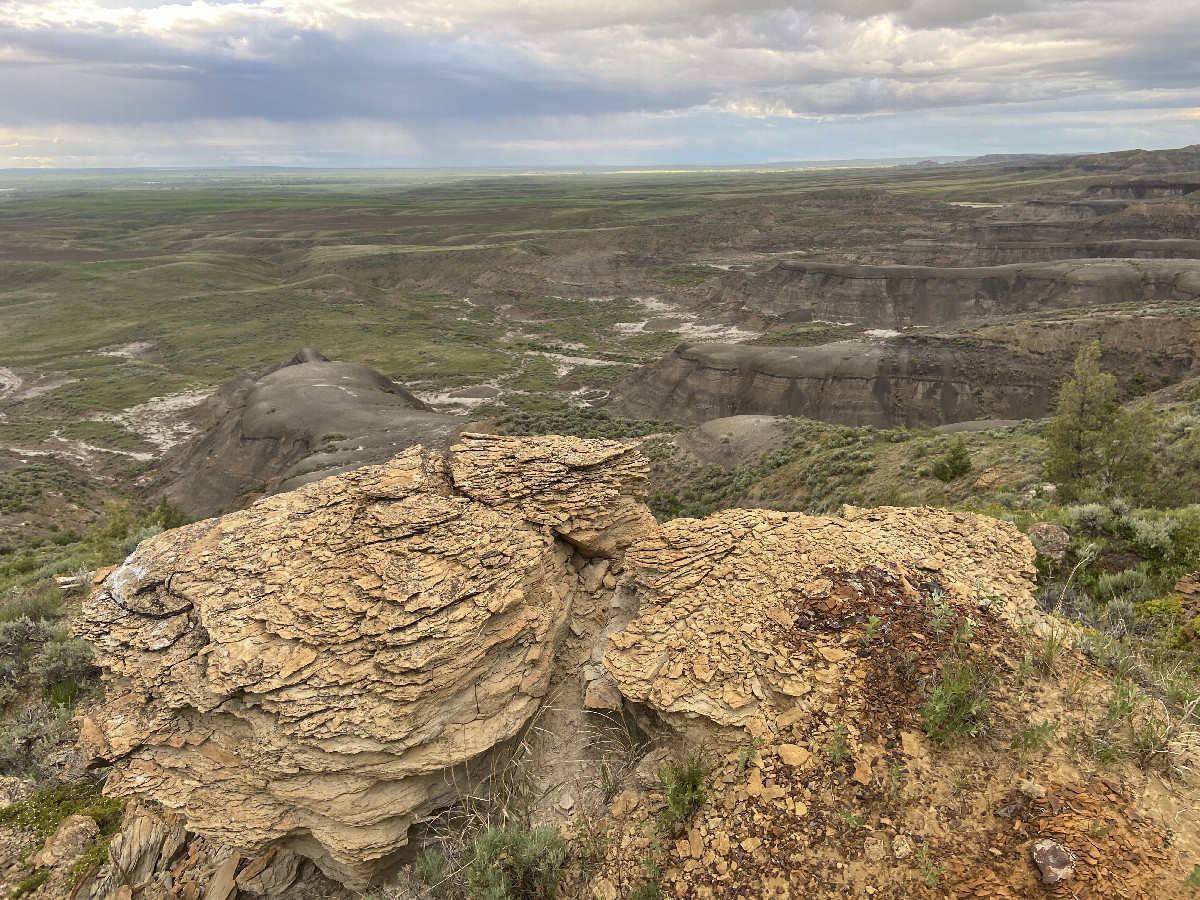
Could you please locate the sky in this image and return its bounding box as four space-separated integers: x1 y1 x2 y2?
0 0 1198 168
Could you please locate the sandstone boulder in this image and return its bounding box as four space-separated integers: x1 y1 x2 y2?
603 504 1037 740
30 814 99 869
78 435 650 888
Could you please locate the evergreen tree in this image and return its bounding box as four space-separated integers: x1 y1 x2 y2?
932 435 972 482
1044 342 1156 502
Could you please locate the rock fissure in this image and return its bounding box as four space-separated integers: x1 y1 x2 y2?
74 435 1199 898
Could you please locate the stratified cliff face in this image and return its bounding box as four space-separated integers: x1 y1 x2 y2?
606 315 1200 429
715 259 1200 328
607 338 1055 428
78 435 654 888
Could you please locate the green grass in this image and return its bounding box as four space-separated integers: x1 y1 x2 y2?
0 779 123 897
658 750 707 827
749 323 863 346
11 868 49 899
0 779 122 844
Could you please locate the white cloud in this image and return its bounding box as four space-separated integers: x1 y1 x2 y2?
0 0 1197 164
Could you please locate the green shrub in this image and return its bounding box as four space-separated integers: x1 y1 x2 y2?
85 498 191 565
931 436 972 482
496 408 681 440
413 849 450 900
922 644 995 746
0 702 70 777
827 724 850 764
462 825 567 900
658 750 707 827
0 618 54 678
31 639 97 694
0 587 62 624
1123 515 1178 558
1010 720 1058 754
630 883 663 900
1068 503 1112 532
1135 596 1184 620
1096 570 1156 604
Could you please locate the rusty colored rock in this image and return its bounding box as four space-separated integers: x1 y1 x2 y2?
1032 838 1076 884
603 504 1037 739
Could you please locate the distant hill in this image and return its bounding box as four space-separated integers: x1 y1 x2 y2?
958 144 1200 176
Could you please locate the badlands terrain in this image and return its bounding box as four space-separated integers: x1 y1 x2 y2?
0 146 1199 899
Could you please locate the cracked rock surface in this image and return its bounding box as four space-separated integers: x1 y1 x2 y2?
78 435 648 888
603 504 1038 738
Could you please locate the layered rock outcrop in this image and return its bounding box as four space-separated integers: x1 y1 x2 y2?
603 504 1037 740
607 338 1055 428
715 258 1200 329
607 315 1200 428
79 435 653 888
80 431 1052 893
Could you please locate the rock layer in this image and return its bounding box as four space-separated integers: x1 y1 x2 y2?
715 258 1200 329
603 504 1037 739
79 435 650 888
607 315 1200 428
608 338 1056 428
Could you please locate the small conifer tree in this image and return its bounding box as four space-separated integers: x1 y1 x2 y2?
932 435 972 482
1044 342 1156 502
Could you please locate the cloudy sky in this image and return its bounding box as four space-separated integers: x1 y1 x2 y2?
1 0 1198 168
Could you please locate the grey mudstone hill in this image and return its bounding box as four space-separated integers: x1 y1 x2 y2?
154 349 460 517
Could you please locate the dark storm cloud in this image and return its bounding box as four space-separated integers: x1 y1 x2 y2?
0 20 701 126
0 0 1197 166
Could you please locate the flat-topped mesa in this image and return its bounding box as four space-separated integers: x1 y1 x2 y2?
77 435 654 889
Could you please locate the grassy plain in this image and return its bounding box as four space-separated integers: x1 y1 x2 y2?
0 160 1157 458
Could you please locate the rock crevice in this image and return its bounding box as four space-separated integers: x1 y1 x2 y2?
80 435 649 887
81 437 1048 892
